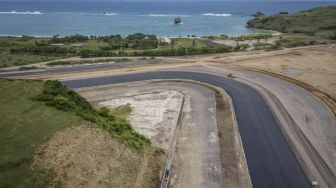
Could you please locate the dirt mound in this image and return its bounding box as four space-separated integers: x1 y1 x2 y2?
34 124 163 188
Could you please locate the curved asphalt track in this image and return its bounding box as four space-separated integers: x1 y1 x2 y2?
62 71 311 188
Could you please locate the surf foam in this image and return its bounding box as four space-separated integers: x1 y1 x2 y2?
203 13 232 17
0 11 43 15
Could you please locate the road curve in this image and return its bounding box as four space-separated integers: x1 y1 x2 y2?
62 71 311 188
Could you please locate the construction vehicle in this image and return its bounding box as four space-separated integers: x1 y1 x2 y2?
228 72 236 78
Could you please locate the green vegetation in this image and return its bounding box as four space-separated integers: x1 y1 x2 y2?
0 33 159 67
0 79 152 187
94 33 158 50
0 36 68 67
0 79 83 187
202 35 229 40
166 38 206 48
239 43 251 50
50 34 89 43
202 33 272 42
0 33 241 67
0 53 59 68
46 58 131 66
35 80 150 149
275 33 327 47
79 45 238 57
247 6 336 38
109 104 133 119
253 43 280 51
18 66 39 71
233 33 273 41
329 32 336 40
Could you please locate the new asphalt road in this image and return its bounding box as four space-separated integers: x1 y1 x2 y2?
0 69 312 188
62 71 312 188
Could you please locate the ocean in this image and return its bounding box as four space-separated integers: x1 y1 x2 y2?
0 1 335 37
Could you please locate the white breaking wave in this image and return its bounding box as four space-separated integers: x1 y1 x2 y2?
202 13 232 17
101 12 118 16
53 12 119 16
169 22 184 25
145 14 188 17
0 11 43 15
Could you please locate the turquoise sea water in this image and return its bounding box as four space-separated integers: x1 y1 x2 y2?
0 1 335 37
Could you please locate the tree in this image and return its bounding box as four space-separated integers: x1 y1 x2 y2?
171 39 175 48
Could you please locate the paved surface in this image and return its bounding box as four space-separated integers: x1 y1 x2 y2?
182 65 336 187
0 60 161 77
61 71 311 188
77 82 225 188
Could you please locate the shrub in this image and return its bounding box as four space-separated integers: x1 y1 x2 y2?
50 34 89 43
47 61 71 66
35 80 149 150
10 46 78 55
239 43 250 50
98 107 110 117
309 40 316 45
330 33 336 40
18 66 38 71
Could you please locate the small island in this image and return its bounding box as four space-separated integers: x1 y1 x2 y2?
174 17 182 24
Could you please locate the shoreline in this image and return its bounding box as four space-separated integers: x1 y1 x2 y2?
0 28 279 39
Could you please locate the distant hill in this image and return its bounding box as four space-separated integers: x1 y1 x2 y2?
246 6 336 38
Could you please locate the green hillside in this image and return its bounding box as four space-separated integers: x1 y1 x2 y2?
247 6 336 38
0 79 160 187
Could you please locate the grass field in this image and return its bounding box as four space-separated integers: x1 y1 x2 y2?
0 79 83 187
0 53 60 68
46 57 132 66
158 38 206 49
0 37 67 68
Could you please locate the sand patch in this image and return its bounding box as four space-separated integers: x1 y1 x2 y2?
33 124 163 188
99 91 184 150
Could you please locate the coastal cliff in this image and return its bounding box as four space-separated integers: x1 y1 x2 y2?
247 6 336 38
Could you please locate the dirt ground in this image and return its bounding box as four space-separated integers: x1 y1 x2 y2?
227 44 336 99
100 91 184 150
33 124 163 188
77 81 243 188
24 45 335 102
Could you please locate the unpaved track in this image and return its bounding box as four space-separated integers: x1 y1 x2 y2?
77 82 226 188
166 83 222 188
62 71 311 188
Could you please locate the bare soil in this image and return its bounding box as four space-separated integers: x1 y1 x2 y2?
23 45 335 103
229 44 336 100
99 91 184 151
33 124 164 188
77 81 237 188
215 91 242 188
